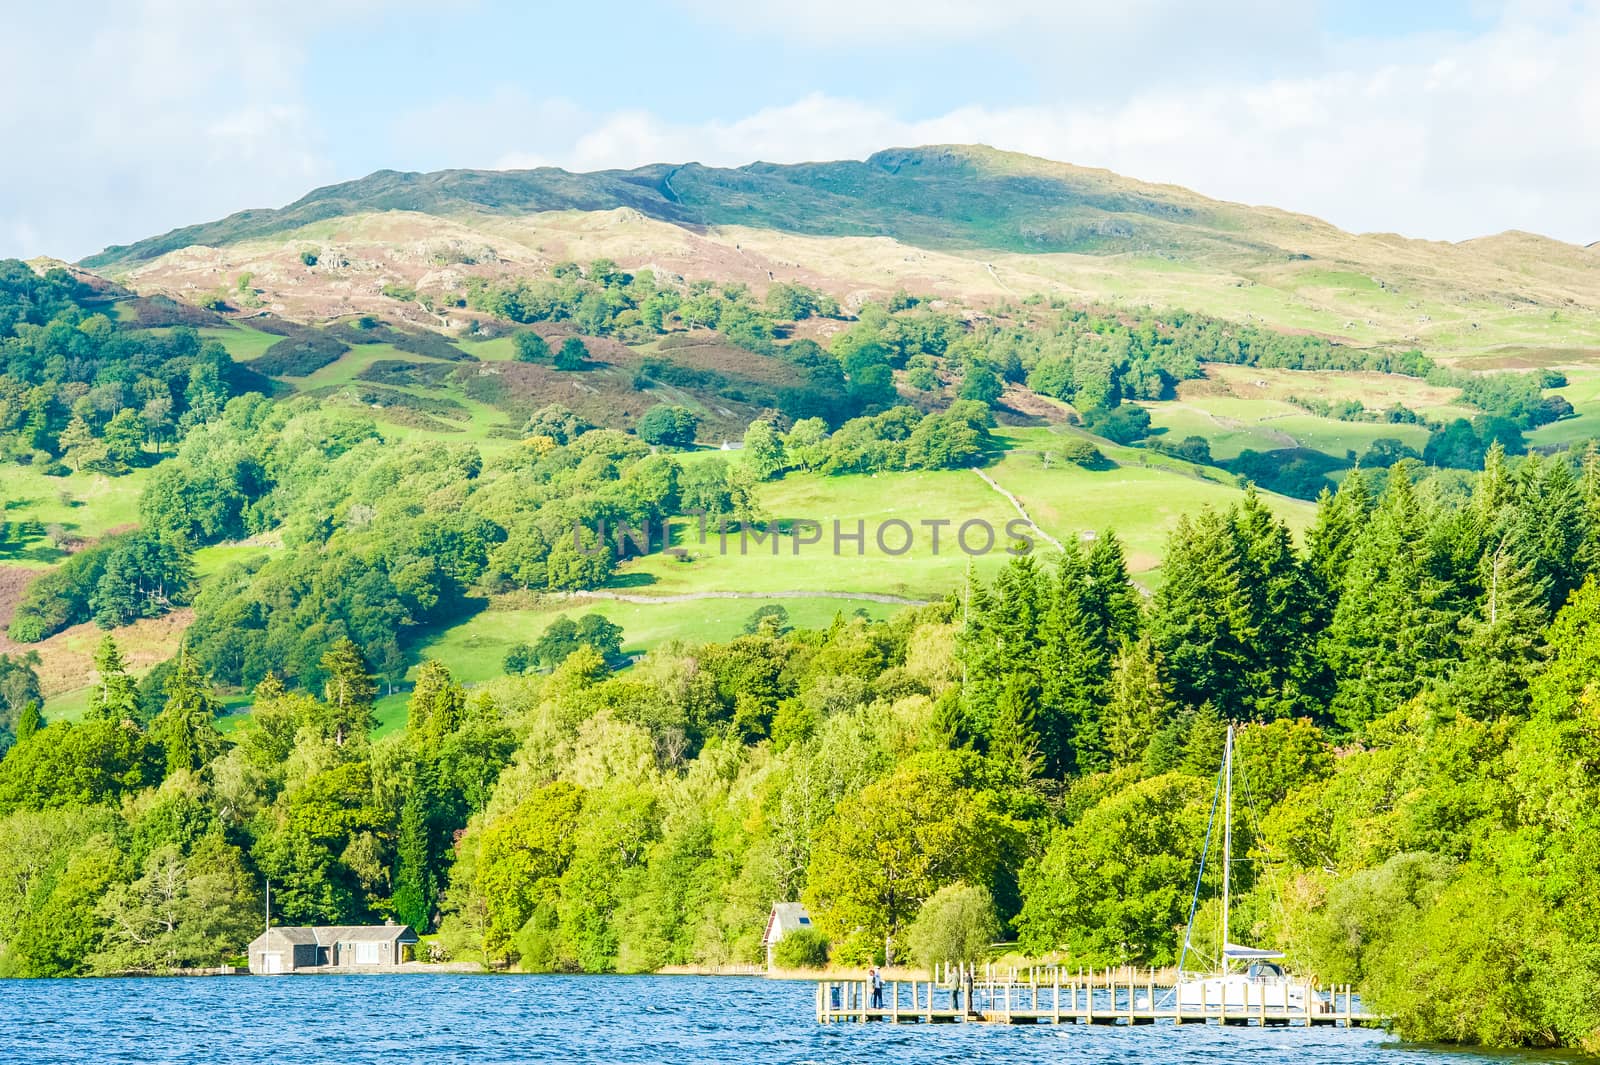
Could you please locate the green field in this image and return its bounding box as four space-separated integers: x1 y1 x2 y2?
0 465 154 564
1528 365 1600 448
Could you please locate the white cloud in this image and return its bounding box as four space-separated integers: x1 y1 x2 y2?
399 5 1600 244
0 0 452 261
4 0 1596 258
677 0 1308 43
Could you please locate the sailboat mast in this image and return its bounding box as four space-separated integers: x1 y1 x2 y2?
1221 723 1233 969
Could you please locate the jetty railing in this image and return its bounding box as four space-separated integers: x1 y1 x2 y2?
815 963 1379 1027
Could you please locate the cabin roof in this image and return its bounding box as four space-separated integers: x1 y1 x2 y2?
763 902 813 944
250 924 419 949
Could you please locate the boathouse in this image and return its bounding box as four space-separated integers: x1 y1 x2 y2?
248 923 419 974
763 902 814 972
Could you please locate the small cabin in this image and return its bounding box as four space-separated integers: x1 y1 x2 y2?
248 923 419 974
763 902 814 972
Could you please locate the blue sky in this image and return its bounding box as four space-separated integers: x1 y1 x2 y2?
1 1 1595 260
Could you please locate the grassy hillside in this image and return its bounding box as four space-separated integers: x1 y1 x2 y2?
82 145 1265 270
82 145 1600 361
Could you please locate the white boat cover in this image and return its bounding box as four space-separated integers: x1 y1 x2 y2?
1221 944 1285 960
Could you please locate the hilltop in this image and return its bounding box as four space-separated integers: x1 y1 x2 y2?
83 145 1600 365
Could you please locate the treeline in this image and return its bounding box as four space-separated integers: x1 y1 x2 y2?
0 260 246 475
140 396 753 689
7 445 1600 1050
7 531 193 641
738 400 995 479
1009 305 1434 412
463 261 837 354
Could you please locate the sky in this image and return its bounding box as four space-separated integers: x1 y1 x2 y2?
3 0 1598 261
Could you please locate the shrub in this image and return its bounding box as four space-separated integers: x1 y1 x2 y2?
555 336 589 371
1059 438 1107 468
773 927 830 969
503 643 534 676
514 332 551 363
908 883 999 969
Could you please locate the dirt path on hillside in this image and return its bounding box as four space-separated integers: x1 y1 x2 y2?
972 468 1064 552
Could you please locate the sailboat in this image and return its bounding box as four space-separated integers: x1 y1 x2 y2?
1146 723 1330 1014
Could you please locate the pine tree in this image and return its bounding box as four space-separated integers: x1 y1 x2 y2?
87 635 140 723
321 637 377 747
959 556 1044 741
58 414 107 473
1304 469 1374 627
391 774 437 932
987 673 1042 785
1446 533 1546 719
1103 637 1176 767
254 671 287 703
1474 441 1516 522
1577 441 1600 578
1182 702 1227 777
1233 488 1318 717
1083 531 1142 646
1148 509 1258 718
407 659 465 754
1326 472 1459 731
1519 455 1586 613
930 688 969 749
1037 546 1111 775
152 647 222 776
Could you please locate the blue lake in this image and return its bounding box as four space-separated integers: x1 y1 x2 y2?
0 974 1569 1064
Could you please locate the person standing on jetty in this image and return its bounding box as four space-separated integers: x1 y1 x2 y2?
870 966 884 1009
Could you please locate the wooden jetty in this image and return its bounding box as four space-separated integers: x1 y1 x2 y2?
816 965 1381 1028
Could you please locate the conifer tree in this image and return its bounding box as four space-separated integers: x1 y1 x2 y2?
1233 487 1318 716
1518 455 1586 613
321 637 377 747
987 673 1042 785
392 772 437 932
1474 441 1516 522
1326 472 1458 731
960 556 1043 741
1103 637 1176 768
1182 701 1227 777
87 635 140 723
1083 531 1142 646
1577 441 1600 577
1149 509 1257 718
1037 545 1110 775
1304 468 1373 626
152 647 222 776
1445 533 1546 718
407 659 465 754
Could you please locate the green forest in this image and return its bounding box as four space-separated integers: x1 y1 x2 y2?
6 256 1600 1053
6 444 1600 1049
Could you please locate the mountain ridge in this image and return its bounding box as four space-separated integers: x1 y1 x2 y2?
70 145 1346 270
83 144 1592 275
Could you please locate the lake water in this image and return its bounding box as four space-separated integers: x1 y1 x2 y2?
0 974 1567 1064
